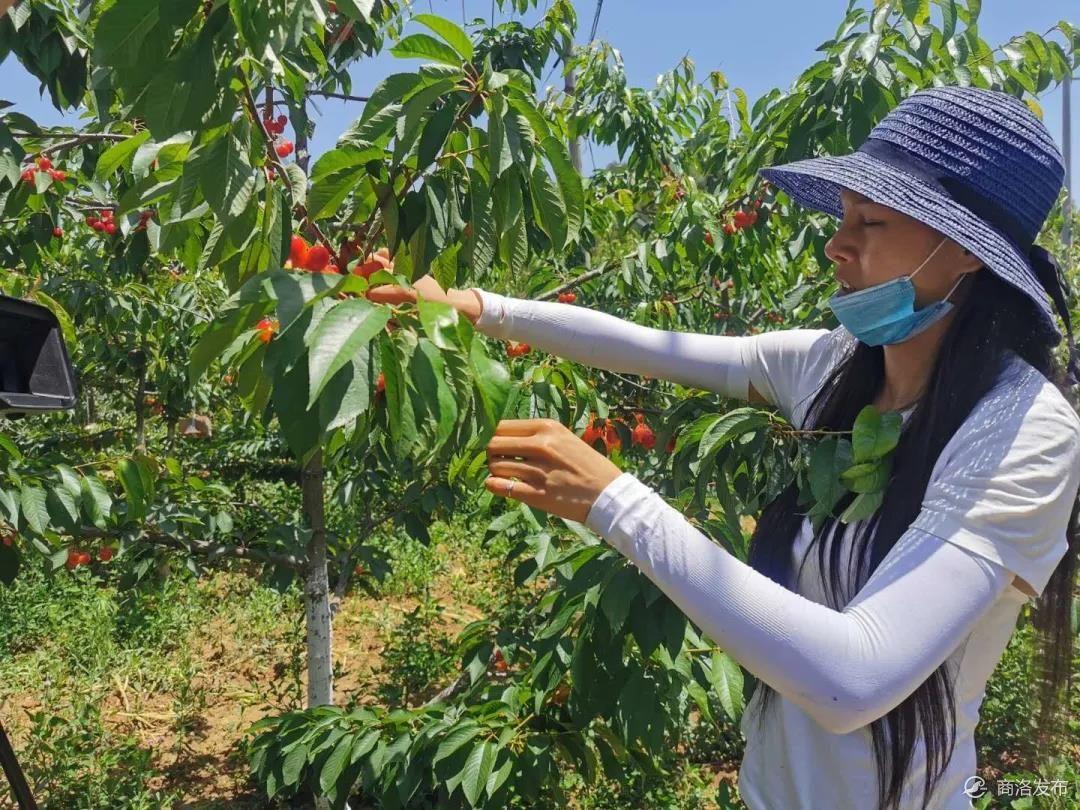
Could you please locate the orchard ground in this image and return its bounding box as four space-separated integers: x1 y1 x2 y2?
2 507 1073 808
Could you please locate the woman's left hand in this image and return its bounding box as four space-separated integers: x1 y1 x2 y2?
485 418 624 523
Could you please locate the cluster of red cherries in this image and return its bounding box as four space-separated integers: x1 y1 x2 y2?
20 155 67 185
263 115 294 157
580 411 658 453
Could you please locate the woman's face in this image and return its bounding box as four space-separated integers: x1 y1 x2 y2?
824 189 981 307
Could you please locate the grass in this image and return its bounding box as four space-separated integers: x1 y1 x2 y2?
0 509 1072 808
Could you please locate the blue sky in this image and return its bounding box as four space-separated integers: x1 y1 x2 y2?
5 1 1077 183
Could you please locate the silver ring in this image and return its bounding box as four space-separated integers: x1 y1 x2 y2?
505 479 515 497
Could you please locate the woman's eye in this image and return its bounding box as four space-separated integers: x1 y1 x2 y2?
862 219 883 227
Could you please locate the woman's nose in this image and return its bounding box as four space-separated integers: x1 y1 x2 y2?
824 228 856 266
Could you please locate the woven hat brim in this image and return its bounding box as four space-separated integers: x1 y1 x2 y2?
759 152 1062 343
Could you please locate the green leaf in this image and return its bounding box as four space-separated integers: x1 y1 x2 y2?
416 297 459 351
707 651 745 722
433 722 481 766
469 335 511 432
529 164 567 251
840 459 891 493
319 735 353 794
461 740 498 806
307 145 383 221
487 97 512 179
305 299 390 408
281 741 309 787
19 485 48 534
93 0 162 71
80 476 112 530
839 490 884 524
380 338 418 456
851 405 902 463
95 131 151 181
393 79 457 169
359 73 423 124
192 133 256 221
808 437 852 513
416 100 456 172
116 459 148 520
410 338 458 452
541 137 583 244
46 485 80 531
413 14 474 61
390 33 463 67
283 164 308 209
938 0 957 41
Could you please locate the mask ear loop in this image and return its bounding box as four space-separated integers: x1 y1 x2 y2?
941 271 968 304
907 236 950 282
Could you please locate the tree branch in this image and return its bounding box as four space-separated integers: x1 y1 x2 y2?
73 526 307 572
309 90 371 103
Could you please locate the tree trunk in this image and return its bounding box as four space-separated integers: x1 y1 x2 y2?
134 361 147 452
560 34 583 174
292 101 335 711
301 449 334 707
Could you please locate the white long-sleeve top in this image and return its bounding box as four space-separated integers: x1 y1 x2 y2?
468 287 1080 809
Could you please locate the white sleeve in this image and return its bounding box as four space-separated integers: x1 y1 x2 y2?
469 287 831 406
910 370 1080 599
584 472 1015 736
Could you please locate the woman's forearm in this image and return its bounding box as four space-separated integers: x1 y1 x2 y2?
459 287 753 400
585 472 1013 735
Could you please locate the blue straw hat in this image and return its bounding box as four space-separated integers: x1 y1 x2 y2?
759 86 1079 386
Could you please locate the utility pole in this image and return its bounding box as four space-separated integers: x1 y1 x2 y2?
1063 72 1072 254
561 33 582 174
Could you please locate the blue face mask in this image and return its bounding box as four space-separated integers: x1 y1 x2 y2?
827 237 966 346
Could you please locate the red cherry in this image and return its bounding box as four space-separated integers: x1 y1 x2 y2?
101 209 114 221
21 168 36 184
77 551 92 566
98 547 114 562
305 244 331 271
665 436 677 453
36 156 52 171
602 420 622 451
632 422 656 449
375 372 385 393
276 114 287 128
85 215 97 227
288 235 309 268
53 226 63 238
66 548 80 570
722 222 736 235
92 221 106 232
275 140 294 158
557 292 577 303
733 210 751 229
353 259 383 279
704 231 714 246
104 222 117 235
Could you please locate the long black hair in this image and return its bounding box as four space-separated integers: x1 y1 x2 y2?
743 266 1079 810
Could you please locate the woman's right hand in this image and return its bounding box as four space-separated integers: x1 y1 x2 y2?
364 250 483 325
